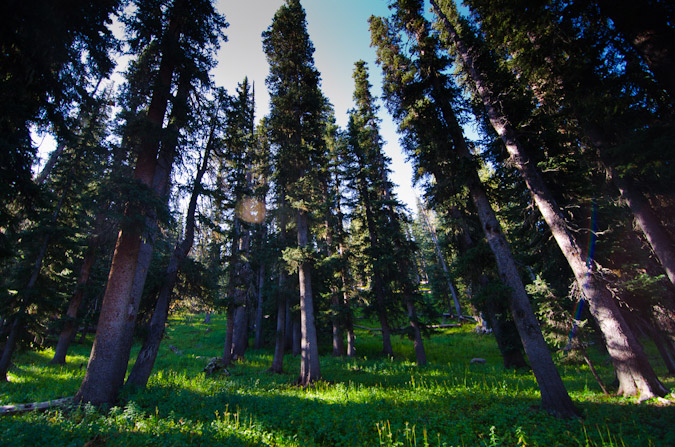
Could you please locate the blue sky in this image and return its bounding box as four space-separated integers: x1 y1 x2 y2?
213 0 421 211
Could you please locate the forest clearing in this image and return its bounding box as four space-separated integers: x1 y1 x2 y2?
2 0 675 444
1 313 673 446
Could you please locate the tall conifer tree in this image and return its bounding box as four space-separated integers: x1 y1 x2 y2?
263 0 327 386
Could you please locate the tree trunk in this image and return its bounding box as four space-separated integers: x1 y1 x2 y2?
419 203 462 317
297 210 320 385
426 66 578 416
406 299 427 366
231 292 249 360
125 265 175 388
222 306 235 366
269 272 286 373
75 6 182 404
292 316 301 356
433 0 667 401
0 318 20 381
125 131 211 388
331 294 345 357
254 264 265 349
50 237 98 365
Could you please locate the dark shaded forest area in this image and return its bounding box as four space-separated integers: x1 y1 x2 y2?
1 0 674 445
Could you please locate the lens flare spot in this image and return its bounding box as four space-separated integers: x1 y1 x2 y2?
236 197 266 224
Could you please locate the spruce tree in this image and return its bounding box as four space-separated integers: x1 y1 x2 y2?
263 0 328 386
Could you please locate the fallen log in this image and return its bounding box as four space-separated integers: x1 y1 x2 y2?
354 323 461 332
0 397 73 415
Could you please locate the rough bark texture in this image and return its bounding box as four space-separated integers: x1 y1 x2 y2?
424 48 579 414
126 134 210 388
297 210 321 385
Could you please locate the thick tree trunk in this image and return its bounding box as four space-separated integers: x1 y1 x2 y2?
482 287 528 370
297 210 320 385
427 68 578 416
595 0 675 100
433 1 667 400
125 134 210 387
75 9 181 403
231 293 249 360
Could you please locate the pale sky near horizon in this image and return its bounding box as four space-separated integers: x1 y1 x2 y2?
213 0 422 212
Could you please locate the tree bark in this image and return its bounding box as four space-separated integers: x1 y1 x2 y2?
126 129 212 388
297 209 320 385
424 60 579 416
270 210 289 373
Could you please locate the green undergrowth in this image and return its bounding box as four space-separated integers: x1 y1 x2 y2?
1 313 673 446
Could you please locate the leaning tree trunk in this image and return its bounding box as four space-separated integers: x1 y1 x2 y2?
75 6 182 406
428 72 579 416
432 0 668 400
419 203 462 317
126 129 212 388
297 209 321 386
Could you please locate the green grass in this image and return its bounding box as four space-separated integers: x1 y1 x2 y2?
1 313 673 446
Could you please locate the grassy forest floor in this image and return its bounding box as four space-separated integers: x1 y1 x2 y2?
1 313 673 446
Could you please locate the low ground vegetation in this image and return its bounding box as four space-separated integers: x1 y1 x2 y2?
1 314 673 446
